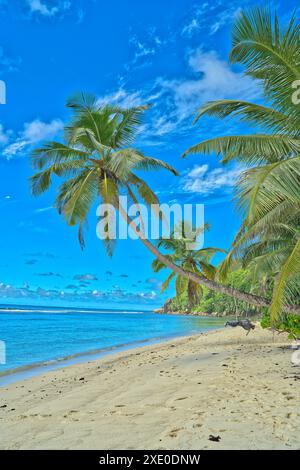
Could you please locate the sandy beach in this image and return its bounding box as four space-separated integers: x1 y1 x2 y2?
0 325 299 450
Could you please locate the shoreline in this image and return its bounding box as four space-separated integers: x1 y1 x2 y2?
0 329 219 387
0 314 224 386
1 325 299 450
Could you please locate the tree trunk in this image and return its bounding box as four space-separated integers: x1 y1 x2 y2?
118 206 300 316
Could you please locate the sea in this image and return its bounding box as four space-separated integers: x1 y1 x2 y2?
0 304 224 384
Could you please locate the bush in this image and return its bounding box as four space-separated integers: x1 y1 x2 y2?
261 310 300 339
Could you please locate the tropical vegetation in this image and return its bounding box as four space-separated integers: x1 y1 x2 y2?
30 7 300 336
183 7 300 323
30 94 288 313
30 94 178 256
152 222 226 310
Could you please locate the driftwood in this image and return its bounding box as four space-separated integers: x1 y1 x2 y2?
225 319 255 335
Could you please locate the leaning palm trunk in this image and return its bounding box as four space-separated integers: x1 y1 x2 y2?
118 205 300 316
31 95 300 317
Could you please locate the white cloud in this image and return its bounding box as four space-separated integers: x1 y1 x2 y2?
27 0 71 17
181 2 247 38
125 28 167 70
73 273 98 281
96 47 259 147
0 280 160 305
129 36 156 63
182 164 242 195
97 89 145 109
209 7 243 36
3 118 64 158
22 118 63 142
148 114 178 137
3 141 27 156
159 48 259 124
182 18 200 37
181 2 211 38
34 206 54 213
0 124 10 145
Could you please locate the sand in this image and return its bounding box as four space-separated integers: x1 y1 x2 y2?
0 324 299 450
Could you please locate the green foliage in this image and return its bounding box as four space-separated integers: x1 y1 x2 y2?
152 221 226 310
167 269 261 317
30 94 178 254
167 266 300 338
183 7 300 322
261 310 300 339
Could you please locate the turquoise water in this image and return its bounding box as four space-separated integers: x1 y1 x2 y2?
0 306 223 376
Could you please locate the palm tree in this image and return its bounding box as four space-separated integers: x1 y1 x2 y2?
183 7 300 320
30 93 300 315
31 94 178 254
152 222 226 309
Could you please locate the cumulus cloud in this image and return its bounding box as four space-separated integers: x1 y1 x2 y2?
23 119 63 142
100 46 259 146
73 273 98 281
0 281 159 305
182 164 243 196
3 118 64 158
26 0 71 17
159 48 259 123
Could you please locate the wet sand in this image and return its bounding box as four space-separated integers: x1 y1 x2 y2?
0 324 299 449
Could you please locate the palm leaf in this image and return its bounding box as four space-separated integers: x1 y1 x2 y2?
270 236 300 321
194 100 298 134
183 134 300 164
56 169 98 225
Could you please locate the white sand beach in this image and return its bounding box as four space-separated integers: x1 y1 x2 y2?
0 325 299 450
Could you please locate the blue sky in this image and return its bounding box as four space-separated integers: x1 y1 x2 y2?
0 0 297 309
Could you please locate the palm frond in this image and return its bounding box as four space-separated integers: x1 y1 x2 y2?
236 156 300 220
270 237 300 321
30 160 85 196
32 142 90 170
194 100 297 134
161 271 176 293
183 134 300 164
230 7 300 118
56 169 98 225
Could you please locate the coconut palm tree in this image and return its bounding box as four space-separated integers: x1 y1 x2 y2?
183 7 300 320
152 222 226 309
30 93 300 315
31 94 178 254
